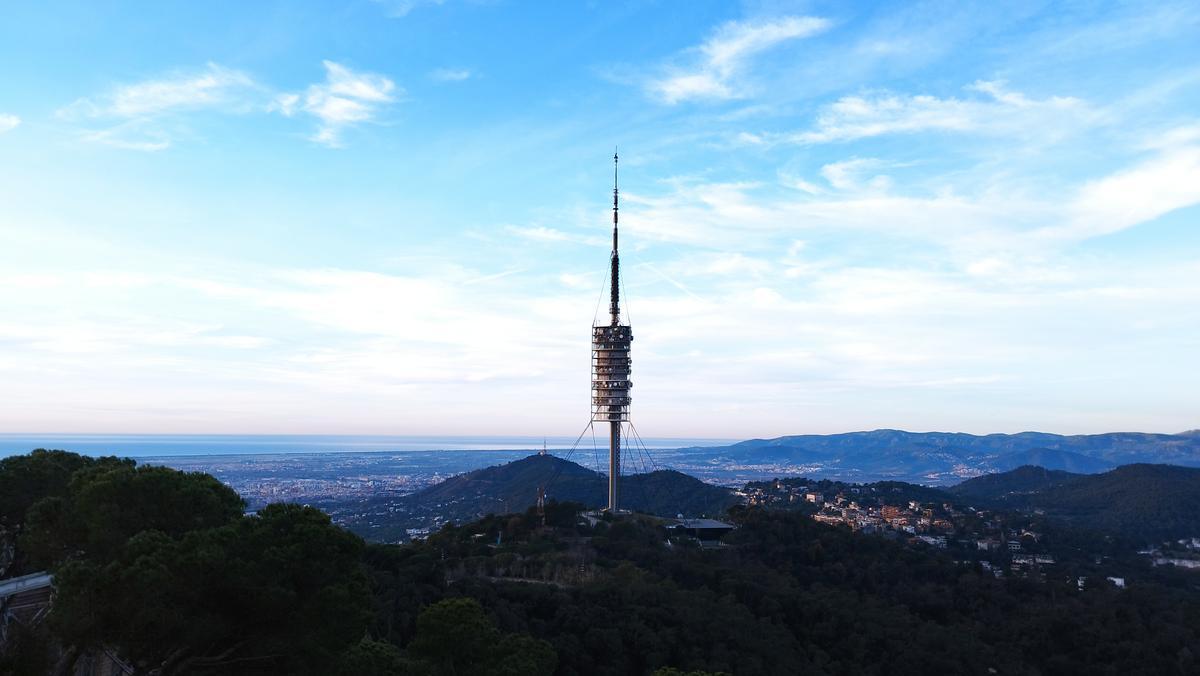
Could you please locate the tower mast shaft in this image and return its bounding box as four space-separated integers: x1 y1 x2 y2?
591 150 631 513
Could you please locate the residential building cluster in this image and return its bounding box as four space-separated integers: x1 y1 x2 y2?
741 478 1067 579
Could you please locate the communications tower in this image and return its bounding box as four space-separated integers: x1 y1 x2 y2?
592 151 632 512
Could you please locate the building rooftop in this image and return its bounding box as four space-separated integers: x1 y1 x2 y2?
0 571 52 598
673 518 735 530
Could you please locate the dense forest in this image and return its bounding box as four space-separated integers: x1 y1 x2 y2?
3 449 1200 675
953 463 1200 542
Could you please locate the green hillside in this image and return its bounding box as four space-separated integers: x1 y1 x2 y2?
953 463 1200 543
951 465 1082 500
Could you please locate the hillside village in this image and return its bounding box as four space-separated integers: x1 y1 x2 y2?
740 472 1200 584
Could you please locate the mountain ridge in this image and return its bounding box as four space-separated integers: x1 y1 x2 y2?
677 429 1200 483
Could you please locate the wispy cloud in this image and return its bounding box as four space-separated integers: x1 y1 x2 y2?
819 158 895 191
56 63 259 150
621 128 1200 261
649 16 831 104
372 0 446 18
60 63 256 120
430 67 472 82
274 61 399 147
1052 142 1200 241
57 61 397 150
790 80 1090 143
0 114 19 134
81 123 171 152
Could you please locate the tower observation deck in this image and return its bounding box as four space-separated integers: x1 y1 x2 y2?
592 151 632 512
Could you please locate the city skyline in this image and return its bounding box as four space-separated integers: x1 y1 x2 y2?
1 1 1198 436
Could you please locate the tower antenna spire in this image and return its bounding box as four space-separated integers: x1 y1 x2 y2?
609 148 620 326
613 146 619 229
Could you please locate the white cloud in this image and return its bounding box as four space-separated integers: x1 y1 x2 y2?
649 16 831 104
0 114 19 134
792 80 1089 143
57 61 397 150
280 60 399 147
57 63 260 151
620 131 1200 262
80 122 171 151
5 226 1198 435
59 63 256 119
819 158 894 191
430 68 472 82
1140 122 1200 150
1051 143 1200 241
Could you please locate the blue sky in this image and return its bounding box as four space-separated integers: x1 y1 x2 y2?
1 1 1198 437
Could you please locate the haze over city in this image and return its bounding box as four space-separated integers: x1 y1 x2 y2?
2 1 1198 438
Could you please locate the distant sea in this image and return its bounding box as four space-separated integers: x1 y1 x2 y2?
0 434 732 459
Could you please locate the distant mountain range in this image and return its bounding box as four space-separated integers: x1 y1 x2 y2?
332 430 1200 544
951 463 1200 543
675 429 1200 483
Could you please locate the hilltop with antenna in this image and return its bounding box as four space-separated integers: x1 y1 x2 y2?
339 453 738 542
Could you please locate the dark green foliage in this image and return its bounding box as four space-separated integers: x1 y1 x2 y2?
0 449 124 576
365 505 1200 676
408 597 498 671
954 463 1200 542
0 449 97 528
622 469 738 517
335 638 410 676
361 542 447 647
0 621 54 676
490 632 557 676
406 598 555 676
51 503 372 674
1 450 373 675
22 460 244 567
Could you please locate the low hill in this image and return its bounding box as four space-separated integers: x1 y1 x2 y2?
410 454 735 516
990 448 1115 474
340 454 738 541
953 463 1200 543
951 465 1082 500
676 429 1200 483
